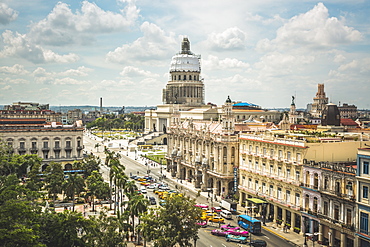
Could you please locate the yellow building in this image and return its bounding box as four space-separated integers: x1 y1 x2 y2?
238 130 370 244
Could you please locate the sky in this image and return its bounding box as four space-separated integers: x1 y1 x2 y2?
0 0 369 109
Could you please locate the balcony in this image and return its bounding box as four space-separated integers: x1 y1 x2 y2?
53 146 61 151
77 145 84 150
18 147 27 152
65 146 72 151
30 147 38 152
41 147 50 151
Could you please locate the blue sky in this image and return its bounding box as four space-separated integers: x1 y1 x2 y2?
0 0 369 109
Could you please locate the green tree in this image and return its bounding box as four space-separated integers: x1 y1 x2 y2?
126 194 148 244
86 171 109 212
75 154 101 179
62 173 85 211
44 162 64 203
139 195 202 247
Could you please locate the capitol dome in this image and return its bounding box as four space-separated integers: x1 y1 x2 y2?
169 37 201 72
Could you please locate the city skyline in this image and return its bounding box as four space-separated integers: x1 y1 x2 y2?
0 1 369 109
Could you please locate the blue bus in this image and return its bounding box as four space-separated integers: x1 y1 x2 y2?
237 215 262 234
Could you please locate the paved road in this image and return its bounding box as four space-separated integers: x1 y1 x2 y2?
83 134 296 247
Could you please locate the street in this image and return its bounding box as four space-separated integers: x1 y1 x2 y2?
83 133 296 247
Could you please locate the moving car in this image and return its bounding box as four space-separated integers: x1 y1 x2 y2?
148 196 156 205
194 204 209 209
225 234 247 244
221 224 240 231
211 229 228 236
248 240 267 247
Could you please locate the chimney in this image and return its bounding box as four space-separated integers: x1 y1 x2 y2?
100 97 103 113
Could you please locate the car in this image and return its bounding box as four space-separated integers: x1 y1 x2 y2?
137 177 147 182
226 229 249 236
225 234 248 244
194 204 209 209
148 196 156 205
221 224 240 231
211 229 228 236
196 221 207 228
211 206 222 213
159 199 166 206
248 240 267 247
130 175 138 180
208 216 225 223
147 184 155 190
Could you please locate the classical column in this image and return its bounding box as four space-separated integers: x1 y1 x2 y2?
274 204 278 222
329 228 334 247
291 212 296 229
282 208 287 224
340 232 346 247
318 223 323 243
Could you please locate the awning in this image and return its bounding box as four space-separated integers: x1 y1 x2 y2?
245 198 267 204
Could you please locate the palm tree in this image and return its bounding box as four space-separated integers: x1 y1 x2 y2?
114 171 128 215
62 172 85 211
126 194 148 244
104 148 123 210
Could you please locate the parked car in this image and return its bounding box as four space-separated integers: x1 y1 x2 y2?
221 224 240 231
147 184 155 190
208 216 225 223
211 206 222 213
226 229 249 236
196 221 207 228
248 240 267 247
195 204 209 209
211 229 228 236
148 196 156 205
225 234 248 244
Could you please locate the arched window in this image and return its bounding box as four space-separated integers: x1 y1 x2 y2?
231 147 235 157
189 75 192 80
313 173 319 189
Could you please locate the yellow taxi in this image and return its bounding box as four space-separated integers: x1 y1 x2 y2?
208 216 225 223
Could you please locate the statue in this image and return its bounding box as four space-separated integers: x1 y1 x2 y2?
291 96 295 105
163 124 167 134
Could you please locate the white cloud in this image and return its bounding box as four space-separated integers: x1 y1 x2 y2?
53 78 90 85
28 1 139 46
1 85 12 90
59 66 93 77
106 22 177 63
120 66 159 77
0 64 29 75
254 52 315 76
203 55 250 70
0 30 79 63
205 27 247 50
32 67 51 77
0 77 28 85
0 3 18 25
256 3 362 52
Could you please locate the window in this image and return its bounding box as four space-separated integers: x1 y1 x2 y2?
296 171 300 181
360 212 369 235
255 146 259 155
248 178 252 188
66 140 71 148
255 162 259 171
20 142 25 149
364 186 369 199
270 165 273 174
270 149 274 157
278 150 283 159
249 145 252 153
262 163 266 173
255 180 259 192
263 147 266 156
262 183 266 194
269 185 274 197
43 141 48 148
295 193 300 206
287 169 291 180
286 190 291 204
297 153 301 163
323 201 328 215
287 151 291 161
32 142 37 148
277 188 282 200
364 161 369 175
55 141 60 148
278 167 282 177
